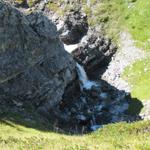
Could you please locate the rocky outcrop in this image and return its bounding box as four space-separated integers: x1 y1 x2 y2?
72 29 117 72
60 10 88 44
0 2 75 113
59 74 131 133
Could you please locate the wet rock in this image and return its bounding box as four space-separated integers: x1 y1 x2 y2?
76 114 86 121
72 29 117 72
100 92 109 100
90 125 103 131
94 105 103 112
109 103 129 115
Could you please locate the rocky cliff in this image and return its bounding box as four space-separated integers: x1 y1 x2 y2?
0 2 76 113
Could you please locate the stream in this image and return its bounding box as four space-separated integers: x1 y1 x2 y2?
76 63 102 131
56 43 131 133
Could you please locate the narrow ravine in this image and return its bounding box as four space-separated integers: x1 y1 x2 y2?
56 16 143 133
58 51 132 133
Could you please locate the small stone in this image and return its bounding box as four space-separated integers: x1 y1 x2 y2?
76 115 86 121
90 125 103 131
94 105 103 111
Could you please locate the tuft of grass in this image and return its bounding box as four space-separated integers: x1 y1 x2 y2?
46 2 59 12
15 0 24 4
27 0 39 7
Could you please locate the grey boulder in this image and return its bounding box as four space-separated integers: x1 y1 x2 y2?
0 2 76 112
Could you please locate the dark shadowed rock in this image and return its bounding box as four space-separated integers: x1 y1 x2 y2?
72 29 117 73
60 10 88 44
0 2 75 112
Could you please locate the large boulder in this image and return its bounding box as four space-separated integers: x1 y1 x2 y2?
0 2 75 113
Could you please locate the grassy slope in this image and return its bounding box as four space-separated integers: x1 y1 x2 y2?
0 118 150 150
83 0 150 100
122 0 150 100
123 58 150 100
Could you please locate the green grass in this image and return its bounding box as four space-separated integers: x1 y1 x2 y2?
121 0 150 100
46 2 59 12
82 0 128 43
123 58 150 100
122 0 150 100
125 0 150 50
14 0 24 4
0 105 149 150
0 117 150 150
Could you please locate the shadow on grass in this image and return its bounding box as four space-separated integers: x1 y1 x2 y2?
0 79 144 135
126 98 144 116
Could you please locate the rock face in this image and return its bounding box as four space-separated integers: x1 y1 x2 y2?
0 2 75 112
60 10 88 44
71 29 117 73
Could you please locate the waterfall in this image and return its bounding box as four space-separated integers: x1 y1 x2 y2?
76 63 103 131
64 44 78 53
76 63 98 90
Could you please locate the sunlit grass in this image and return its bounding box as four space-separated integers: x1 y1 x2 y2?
123 58 150 100
0 118 150 150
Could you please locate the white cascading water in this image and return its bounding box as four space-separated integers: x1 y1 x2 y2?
63 40 103 131
76 63 98 90
64 44 79 53
76 63 103 131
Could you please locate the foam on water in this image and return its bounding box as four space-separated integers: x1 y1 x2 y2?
83 80 97 90
56 20 64 31
64 44 79 53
